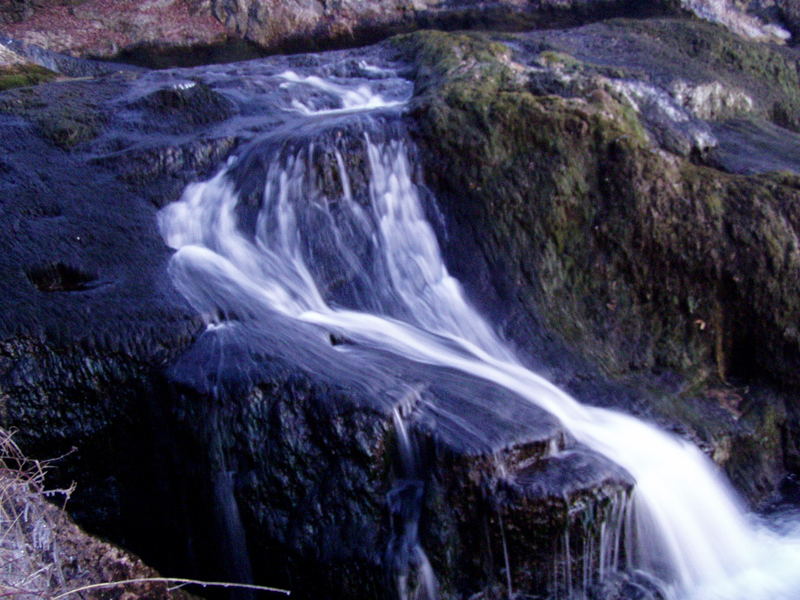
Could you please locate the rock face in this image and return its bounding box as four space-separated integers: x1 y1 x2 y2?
680 0 791 41
0 0 40 25
0 43 633 600
1 12 800 600
0 0 226 58
2 0 799 62
206 0 682 52
0 0 686 60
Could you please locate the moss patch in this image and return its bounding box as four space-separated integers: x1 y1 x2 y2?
0 63 58 91
399 28 800 384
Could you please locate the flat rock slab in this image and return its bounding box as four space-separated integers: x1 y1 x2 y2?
709 119 800 174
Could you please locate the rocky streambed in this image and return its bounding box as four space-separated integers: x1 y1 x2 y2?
1 7 800 600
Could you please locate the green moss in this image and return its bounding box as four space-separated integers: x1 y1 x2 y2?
758 171 800 190
537 50 581 70
0 63 58 91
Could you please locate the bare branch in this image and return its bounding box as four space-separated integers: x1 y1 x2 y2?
50 578 291 600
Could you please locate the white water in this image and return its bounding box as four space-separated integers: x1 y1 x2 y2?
278 70 405 116
158 74 800 599
391 406 438 600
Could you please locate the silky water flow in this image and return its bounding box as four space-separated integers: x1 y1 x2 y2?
158 66 800 600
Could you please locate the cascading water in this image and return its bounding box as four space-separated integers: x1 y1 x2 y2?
157 63 800 599
387 401 438 600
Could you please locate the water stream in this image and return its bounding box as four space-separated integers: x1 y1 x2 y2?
158 65 800 599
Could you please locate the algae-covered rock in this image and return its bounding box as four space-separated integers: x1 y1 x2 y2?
512 18 800 133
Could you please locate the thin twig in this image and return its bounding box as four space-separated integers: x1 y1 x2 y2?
50 578 291 600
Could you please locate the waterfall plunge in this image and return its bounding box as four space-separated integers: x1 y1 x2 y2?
158 75 800 600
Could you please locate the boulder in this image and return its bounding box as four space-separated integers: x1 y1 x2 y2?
206 0 682 53
2 0 798 64
0 0 687 61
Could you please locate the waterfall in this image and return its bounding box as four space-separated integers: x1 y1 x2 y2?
157 67 800 599
387 402 438 600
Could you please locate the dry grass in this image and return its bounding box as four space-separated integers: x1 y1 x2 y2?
0 428 74 600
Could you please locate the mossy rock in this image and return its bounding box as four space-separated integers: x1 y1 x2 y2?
130 80 236 133
399 27 800 384
0 63 58 92
612 18 800 128
0 77 116 150
397 29 800 496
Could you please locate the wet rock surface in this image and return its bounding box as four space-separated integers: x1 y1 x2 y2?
0 42 608 599
0 13 799 600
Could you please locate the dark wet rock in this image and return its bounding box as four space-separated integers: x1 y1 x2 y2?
589 571 667 600
0 75 200 462
0 77 116 148
94 136 239 207
114 304 611 599
421 444 632 598
0 48 627 600
708 119 800 174
129 80 235 129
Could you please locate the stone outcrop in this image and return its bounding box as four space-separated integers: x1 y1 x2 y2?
1 0 685 60
205 0 681 52
0 41 633 599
